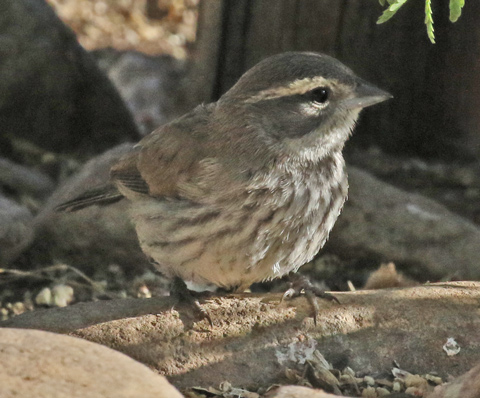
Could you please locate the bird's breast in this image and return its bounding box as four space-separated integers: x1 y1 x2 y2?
129 155 348 291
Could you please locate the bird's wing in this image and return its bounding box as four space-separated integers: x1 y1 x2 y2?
111 106 217 201
54 184 123 212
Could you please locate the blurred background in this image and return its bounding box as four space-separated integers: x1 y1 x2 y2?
0 0 479 316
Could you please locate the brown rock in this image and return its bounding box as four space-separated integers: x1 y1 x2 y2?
428 363 480 398
0 327 183 398
3 282 480 391
363 263 417 290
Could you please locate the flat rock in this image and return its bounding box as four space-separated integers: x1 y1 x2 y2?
0 327 183 398
3 282 479 392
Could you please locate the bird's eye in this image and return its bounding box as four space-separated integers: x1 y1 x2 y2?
306 87 329 104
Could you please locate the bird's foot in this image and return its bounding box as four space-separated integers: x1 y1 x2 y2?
170 277 213 327
282 274 340 326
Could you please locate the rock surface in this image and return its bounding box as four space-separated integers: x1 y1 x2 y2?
428 363 480 398
0 195 34 265
267 386 341 398
0 157 55 199
29 143 148 272
0 327 183 398
0 0 139 156
3 282 480 392
326 166 480 280
94 49 186 135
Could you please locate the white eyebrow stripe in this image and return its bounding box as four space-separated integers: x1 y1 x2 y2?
245 76 339 103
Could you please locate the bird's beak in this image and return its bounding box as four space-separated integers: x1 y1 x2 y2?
342 80 393 110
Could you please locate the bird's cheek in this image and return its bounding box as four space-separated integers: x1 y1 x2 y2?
298 103 323 117
330 107 360 130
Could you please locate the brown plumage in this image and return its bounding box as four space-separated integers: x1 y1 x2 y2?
57 52 391 292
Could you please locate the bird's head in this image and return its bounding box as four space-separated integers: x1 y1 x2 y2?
217 52 392 162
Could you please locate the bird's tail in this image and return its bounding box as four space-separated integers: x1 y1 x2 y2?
55 184 123 212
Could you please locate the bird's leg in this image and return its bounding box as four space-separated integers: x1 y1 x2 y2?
282 273 340 326
170 277 213 327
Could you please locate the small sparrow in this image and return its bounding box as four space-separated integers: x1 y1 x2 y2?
58 52 391 296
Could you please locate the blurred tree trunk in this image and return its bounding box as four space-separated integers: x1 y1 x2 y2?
188 0 480 160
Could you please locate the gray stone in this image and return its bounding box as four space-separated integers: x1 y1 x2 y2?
94 49 186 135
0 196 34 264
30 143 148 273
326 166 480 280
0 0 139 156
0 157 55 198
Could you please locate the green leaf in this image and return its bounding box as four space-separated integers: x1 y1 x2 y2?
425 0 435 43
379 0 386 6
377 0 409 24
449 0 465 22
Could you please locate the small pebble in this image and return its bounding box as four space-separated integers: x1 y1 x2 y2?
343 367 356 377
361 386 376 398
376 387 390 396
340 374 356 384
393 380 402 392
425 374 443 385
364 375 375 386
0 307 9 321
12 302 26 315
405 374 428 389
376 378 393 388
238 392 259 398
35 287 52 306
52 284 74 307
137 284 152 298
443 337 461 356
405 386 423 396
219 381 232 392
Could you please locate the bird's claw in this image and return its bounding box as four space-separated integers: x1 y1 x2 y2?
171 277 213 327
282 274 339 325
192 299 213 327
